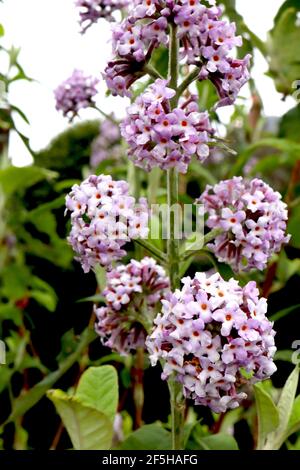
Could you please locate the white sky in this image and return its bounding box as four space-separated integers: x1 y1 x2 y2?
0 0 295 166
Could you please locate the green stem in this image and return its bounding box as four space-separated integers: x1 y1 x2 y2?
143 64 164 81
128 160 141 200
134 238 166 264
167 168 180 289
167 23 185 451
182 228 223 261
93 106 119 125
167 22 180 288
176 67 200 100
168 380 185 450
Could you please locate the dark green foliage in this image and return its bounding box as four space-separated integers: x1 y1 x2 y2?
35 120 100 178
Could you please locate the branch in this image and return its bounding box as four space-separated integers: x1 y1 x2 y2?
176 67 200 99
93 106 119 125
134 238 167 263
143 64 164 81
182 228 223 261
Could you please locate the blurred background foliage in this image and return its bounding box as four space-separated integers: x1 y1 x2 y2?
0 0 300 451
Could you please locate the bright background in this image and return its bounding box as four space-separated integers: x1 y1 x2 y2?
1 0 294 166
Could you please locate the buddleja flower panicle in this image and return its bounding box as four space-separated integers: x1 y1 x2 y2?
54 69 99 120
104 0 250 105
66 174 149 272
121 79 214 172
199 177 291 272
146 272 276 413
76 0 129 33
95 257 170 354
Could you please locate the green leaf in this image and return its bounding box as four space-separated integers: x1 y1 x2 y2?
254 383 279 450
189 162 218 186
279 105 300 143
275 0 300 24
29 276 58 312
220 408 243 434
197 80 219 111
76 294 105 304
54 179 81 192
274 350 293 363
13 421 29 450
151 47 168 77
0 24 5 37
5 328 96 424
117 424 172 450
229 138 300 177
0 305 22 325
270 304 300 322
19 226 73 269
27 195 67 216
275 367 299 437
268 8 300 95
249 154 288 176
47 389 113 450
76 366 118 423
0 166 57 196
94 265 107 292
287 435 300 450
288 206 300 248
0 368 13 394
56 330 78 362
10 105 30 125
196 433 239 450
264 367 300 449
276 252 300 284
179 257 195 278
283 395 300 441
29 290 57 312
29 211 57 237
1 264 29 301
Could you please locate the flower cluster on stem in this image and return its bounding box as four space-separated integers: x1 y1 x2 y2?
146 272 277 413
76 0 129 33
65 174 149 272
199 177 290 272
104 0 250 106
121 79 213 173
95 257 170 354
60 0 288 451
54 69 99 120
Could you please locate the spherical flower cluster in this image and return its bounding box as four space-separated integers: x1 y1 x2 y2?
198 177 290 272
121 79 213 172
54 69 99 120
146 272 277 413
76 0 129 33
90 118 123 168
95 257 170 354
104 0 250 106
65 174 149 272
